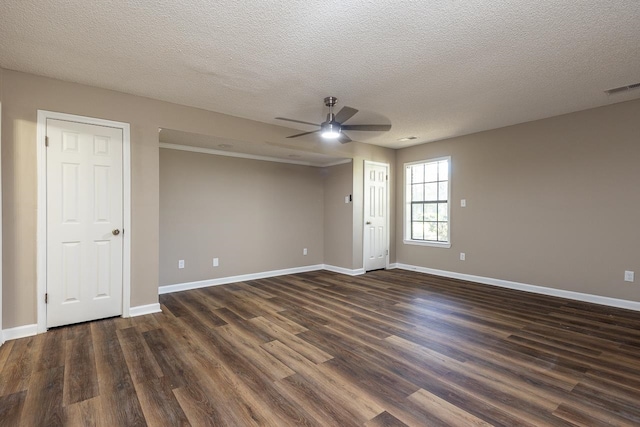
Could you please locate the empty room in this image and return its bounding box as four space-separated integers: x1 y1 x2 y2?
1 1 640 426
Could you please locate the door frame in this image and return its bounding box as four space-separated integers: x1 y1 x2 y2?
36 110 131 333
362 160 390 271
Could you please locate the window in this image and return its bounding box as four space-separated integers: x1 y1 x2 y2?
404 157 450 247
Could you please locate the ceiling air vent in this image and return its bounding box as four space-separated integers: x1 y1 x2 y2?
604 83 640 95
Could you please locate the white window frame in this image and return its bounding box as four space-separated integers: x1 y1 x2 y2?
403 156 451 248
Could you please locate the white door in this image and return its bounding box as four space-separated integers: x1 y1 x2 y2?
363 161 389 271
46 119 124 328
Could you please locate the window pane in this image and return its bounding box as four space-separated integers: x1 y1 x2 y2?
425 203 437 221
412 204 424 221
438 222 449 242
405 159 450 243
412 222 424 240
438 181 448 201
425 183 437 201
425 163 438 182
438 160 449 181
411 184 424 201
424 222 438 240
411 164 424 183
438 202 448 221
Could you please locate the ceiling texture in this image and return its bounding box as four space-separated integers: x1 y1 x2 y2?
1 0 639 149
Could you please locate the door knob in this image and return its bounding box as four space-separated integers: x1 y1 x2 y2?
366 221 372 225
112 229 120 236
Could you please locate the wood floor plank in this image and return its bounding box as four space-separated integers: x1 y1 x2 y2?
134 377 190 426
262 339 384 421
0 341 14 373
274 373 364 427
2 270 640 426
249 316 333 364
63 323 99 406
64 396 103 427
0 336 41 397
0 391 26 427
35 327 66 372
215 323 295 381
142 328 191 389
21 366 64 426
163 312 283 426
117 327 163 384
407 388 491 427
365 411 409 427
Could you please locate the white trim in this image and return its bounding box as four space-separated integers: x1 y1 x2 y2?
363 161 391 272
159 264 325 294
403 156 452 247
130 303 162 317
402 239 452 249
395 263 640 312
323 265 365 276
160 142 351 168
37 111 132 332
2 324 38 341
388 263 399 269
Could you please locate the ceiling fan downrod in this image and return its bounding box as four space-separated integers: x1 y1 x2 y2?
324 96 338 122
321 96 341 138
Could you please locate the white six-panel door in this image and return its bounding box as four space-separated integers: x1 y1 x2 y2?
363 161 389 271
46 119 124 328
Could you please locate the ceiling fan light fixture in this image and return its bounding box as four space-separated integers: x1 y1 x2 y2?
320 122 341 139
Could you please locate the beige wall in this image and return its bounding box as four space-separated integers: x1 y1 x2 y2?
1 69 394 329
159 149 324 285
396 99 640 301
323 162 354 268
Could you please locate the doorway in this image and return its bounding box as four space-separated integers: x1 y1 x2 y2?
37 111 131 331
363 161 389 271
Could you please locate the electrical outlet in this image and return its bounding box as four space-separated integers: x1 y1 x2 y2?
213 258 219 267
303 248 308 256
624 270 634 282
460 252 466 261
178 260 185 269
461 199 466 207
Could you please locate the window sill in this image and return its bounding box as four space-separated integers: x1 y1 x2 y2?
403 239 451 249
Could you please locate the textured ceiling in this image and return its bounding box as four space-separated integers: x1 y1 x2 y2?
1 1 639 148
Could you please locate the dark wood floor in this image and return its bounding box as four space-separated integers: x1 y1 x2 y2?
2 270 640 426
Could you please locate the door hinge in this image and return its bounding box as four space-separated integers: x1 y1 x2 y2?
386 175 388 180
45 293 48 304
45 136 49 147
386 249 389 256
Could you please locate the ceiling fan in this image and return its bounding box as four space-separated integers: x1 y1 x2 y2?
275 96 391 144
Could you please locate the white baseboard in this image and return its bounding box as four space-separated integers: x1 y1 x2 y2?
388 263 399 269
395 263 640 312
2 324 38 341
129 303 162 317
323 265 365 276
159 264 325 294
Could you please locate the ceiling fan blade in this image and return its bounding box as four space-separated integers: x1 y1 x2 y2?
334 106 358 124
287 130 321 138
275 117 320 127
338 133 352 144
341 124 392 132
